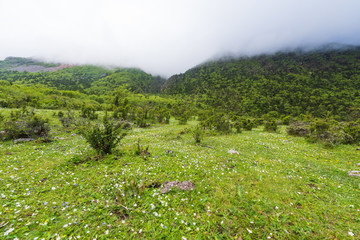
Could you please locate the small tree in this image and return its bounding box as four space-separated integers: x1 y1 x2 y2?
242 119 253 131
191 125 204 143
79 114 127 156
264 120 278 132
81 104 98 120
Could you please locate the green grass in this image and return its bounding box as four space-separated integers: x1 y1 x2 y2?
1 110 360 239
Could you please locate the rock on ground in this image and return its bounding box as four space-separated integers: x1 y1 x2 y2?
161 181 195 194
348 171 360 177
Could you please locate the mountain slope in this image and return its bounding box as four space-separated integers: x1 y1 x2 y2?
0 58 165 94
163 46 360 118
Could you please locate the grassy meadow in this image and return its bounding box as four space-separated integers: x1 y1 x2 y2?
1 109 360 239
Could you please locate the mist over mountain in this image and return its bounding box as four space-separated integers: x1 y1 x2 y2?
1 0 360 77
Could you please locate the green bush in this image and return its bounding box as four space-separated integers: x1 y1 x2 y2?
286 121 310 137
78 115 128 156
233 121 242 133
280 115 292 125
57 111 64 118
242 119 253 131
191 125 205 143
3 111 50 140
201 113 232 134
309 119 331 138
172 102 192 125
60 110 76 128
81 104 98 120
156 108 170 124
307 119 344 147
343 121 360 144
264 120 278 132
0 113 4 127
112 99 130 120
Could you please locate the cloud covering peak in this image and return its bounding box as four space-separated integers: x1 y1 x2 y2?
1 0 360 76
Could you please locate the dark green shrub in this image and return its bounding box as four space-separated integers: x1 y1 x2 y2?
286 121 310 137
57 111 64 118
0 113 4 127
112 98 130 120
172 102 192 125
242 119 253 131
343 121 360 144
114 120 133 130
136 116 148 128
81 105 98 120
3 113 50 140
308 119 344 147
60 110 76 128
264 120 278 132
134 106 152 128
280 115 292 125
156 108 171 124
263 111 279 121
201 113 232 134
233 121 242 133
252 118 263 127
309 119 331 139
191 125 205 143
78 115 128 156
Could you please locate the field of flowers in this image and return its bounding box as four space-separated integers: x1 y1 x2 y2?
1 111 360 239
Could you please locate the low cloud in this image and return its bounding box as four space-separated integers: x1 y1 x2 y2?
1 0 360 77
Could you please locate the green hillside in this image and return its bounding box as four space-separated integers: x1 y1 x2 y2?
0 57 58 70
0 60 165 94
163 46 360 119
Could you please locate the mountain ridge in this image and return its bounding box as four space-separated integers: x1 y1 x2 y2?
162 45 360 118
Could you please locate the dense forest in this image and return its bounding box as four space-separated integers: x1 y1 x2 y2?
163 46 360 120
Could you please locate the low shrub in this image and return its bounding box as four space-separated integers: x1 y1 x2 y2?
307 119 344 147
286 121 310 137
242 119 253 131
233 121 242 133
60 110 76 128
280 115 292 125
201 113 232 134
3 111 50 140
78 115 128 156
191 125 205 143
264 120 278 132
81 104 98 120
343 121 360 144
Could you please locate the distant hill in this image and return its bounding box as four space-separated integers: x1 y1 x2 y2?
0 57 72 72
0 57 165 94
162 45 360 118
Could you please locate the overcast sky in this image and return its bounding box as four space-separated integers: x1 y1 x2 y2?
1 0 360 77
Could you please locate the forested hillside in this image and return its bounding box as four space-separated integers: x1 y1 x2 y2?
2 46 360 120
0 58 165 94
163 46 360 119
0 58 166 109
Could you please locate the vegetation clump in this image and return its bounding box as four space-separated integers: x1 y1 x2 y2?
190 125 205 143
264 119 278 132
286 121 310 137
78 114 128 156
343 121 360 144
201 113 232 134
2 108 50 140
